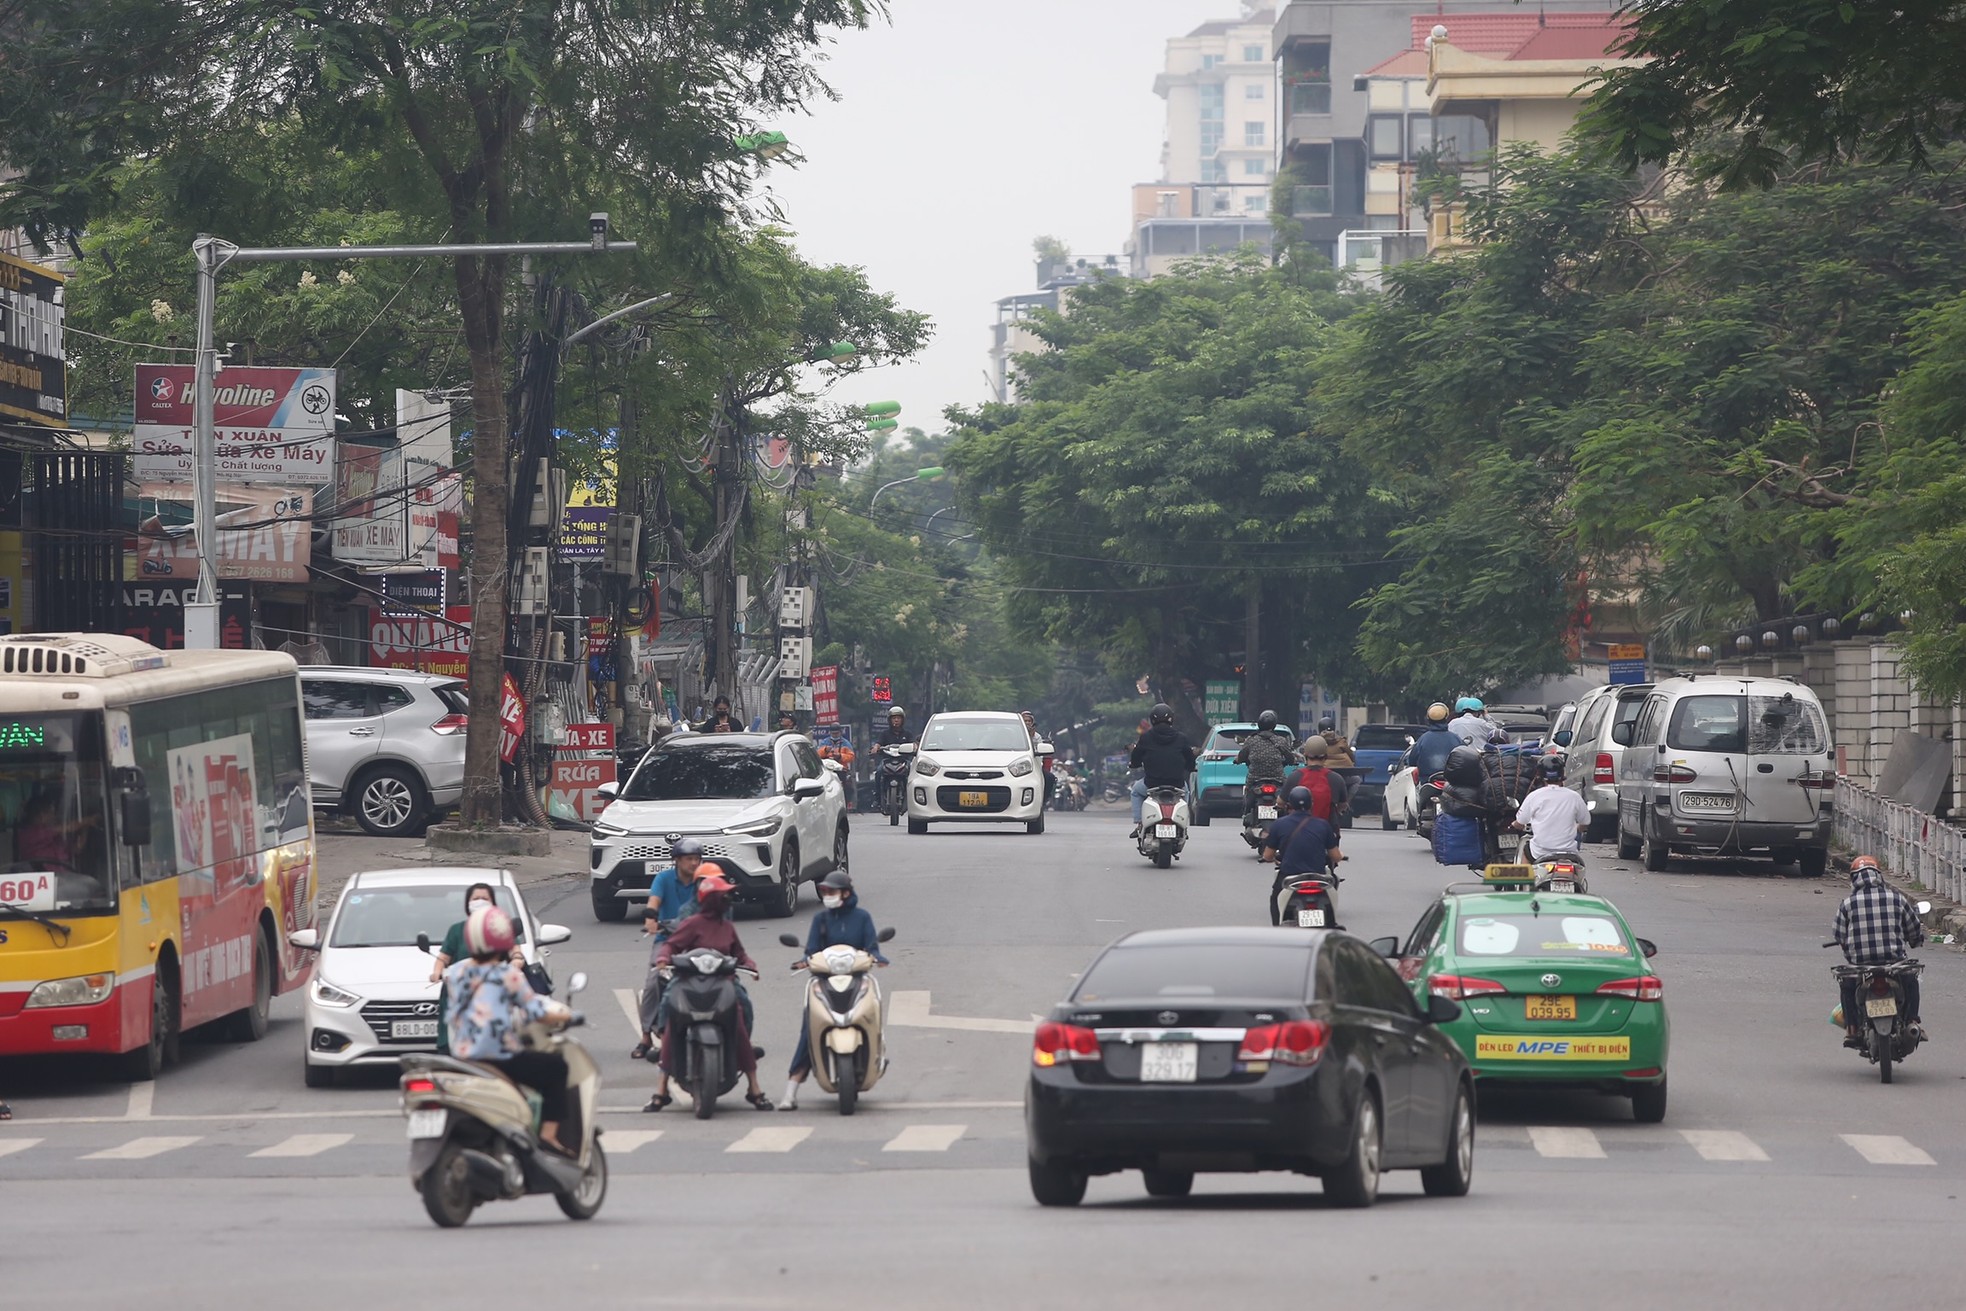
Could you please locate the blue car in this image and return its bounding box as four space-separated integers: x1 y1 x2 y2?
1193 723 1295 823
1349 723 1424 822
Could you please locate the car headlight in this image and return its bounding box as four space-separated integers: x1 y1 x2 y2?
1008 757 1034 777
311 977 362 1008
724 816 782 838
25 973 115 1008
914 757 941 776
591 819 627 837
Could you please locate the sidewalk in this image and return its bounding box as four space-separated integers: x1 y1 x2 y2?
313 822 590 913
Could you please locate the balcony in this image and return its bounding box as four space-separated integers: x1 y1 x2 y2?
1291 185 1333 218
1288 82 1331 116
1272 4 1330 53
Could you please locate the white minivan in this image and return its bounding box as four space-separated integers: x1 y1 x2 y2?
1613 675 1835 875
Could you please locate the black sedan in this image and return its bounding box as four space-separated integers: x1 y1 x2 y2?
1025 927 1474 1207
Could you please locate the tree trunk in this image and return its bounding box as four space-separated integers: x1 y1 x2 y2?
457 252 509 826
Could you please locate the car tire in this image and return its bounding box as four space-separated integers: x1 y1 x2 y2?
1193 807 1210 827
352 763 429 838
773 842 801 918
1617 815 1641 861
1142 1169 1193 1198
1323 1089 1382 1209
1587 815 1616 844
1381 808 1400 831
591 889 629 923
1028 1155 1087 1207
1797 847 1828 879
1027 814 1045 836
832 824 850 877
1420 1083 1475 1198
303 1056 335 1089
225 930 273 1042
1630 1076 1668 1124
1641 810 1669 872
119 968 179 1082
907 818 928 836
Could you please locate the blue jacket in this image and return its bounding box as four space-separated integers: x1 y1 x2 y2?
1405 725 1459 780
804 890 888 964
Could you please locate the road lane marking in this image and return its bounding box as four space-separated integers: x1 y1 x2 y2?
0 1138 44 1159
883 1124 966 1153
125 1084 153 1120
726 1126 811 1154
1527 1126 1605 1159
613 988 643 1035
81 1136 201 1160
249 1134 354 1158
889 991 1031 1035
1680 1130 1768 1162
1841 1134 1935 1166
603 1130 665 1154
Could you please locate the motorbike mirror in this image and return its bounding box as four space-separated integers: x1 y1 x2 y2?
415 932 432 954
1425 993 1463 1024
1916 900 1933 916
877 926 897 943
1636 937 1658 958
1365 936 1400 957
777 933 801 948
566 971 588 996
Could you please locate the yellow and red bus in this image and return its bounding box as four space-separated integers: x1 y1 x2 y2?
0 633 316 1078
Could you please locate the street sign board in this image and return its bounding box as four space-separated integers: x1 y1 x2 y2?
1607 643 1647 685
1205 680 1240 723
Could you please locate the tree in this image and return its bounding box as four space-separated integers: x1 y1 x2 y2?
0 0 880 824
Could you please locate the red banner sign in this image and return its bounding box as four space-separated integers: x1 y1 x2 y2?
370 605 471 679
811 664 840 726
498 673 526 764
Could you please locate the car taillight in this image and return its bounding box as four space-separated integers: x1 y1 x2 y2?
1653 764 1697 783
1430 974 1507 1000
1797 773 1835 790
1238 1020 1329 1066
1033 1022 1102 1067
430 714 468 736
1596 976 1664 1002
1593 753 1614 784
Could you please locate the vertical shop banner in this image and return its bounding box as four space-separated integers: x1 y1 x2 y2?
498 673 526 764
136 483 313 583
810 664 840 725
134 364 336 484
1204 680 1240 724
331 443 406 563
550 722 616 822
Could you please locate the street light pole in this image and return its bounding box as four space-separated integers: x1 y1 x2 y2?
868 466 945 509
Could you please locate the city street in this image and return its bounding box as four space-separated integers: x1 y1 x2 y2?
5 810 1965 1309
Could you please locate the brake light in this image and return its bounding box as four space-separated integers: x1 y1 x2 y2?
1653 764 1697 783
403 1077 438 1095
1867 977 1893 997
1593 753 1614 785
1157 801 1178 821
1289 882 1327 896
1596 976 1664 1002
1033 1022 1102 1067
1259 783 1278 796
1238 1020 1329 1066
430 714 468 736
1429 974 1506 1000
1797 774 1835 790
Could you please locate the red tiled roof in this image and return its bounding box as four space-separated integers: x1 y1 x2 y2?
1507 20 1635 61
1359 47 1431 79
1409 11 1621 56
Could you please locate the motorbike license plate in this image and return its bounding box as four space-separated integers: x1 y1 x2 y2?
1139 1042 1197 1083
1865 997 1899 1018
392 1020 439 1040
1524 995 1577 1021
958 790 990 808
406 1109 448 1140
1296 908 1326 928
1544 879 1577 894
1155 823 1178 838
1679 792 1738 813
1257 805 1278 820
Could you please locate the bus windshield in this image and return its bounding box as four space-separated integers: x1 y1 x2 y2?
0 713 114 915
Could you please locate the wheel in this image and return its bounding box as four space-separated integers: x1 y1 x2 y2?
1027 813 1045 835
1405 801 1418 831
907 818 928 836
1617 815 1641 860
832 825 850 877
1631 1076 1669 1123
1797 847 1828 878
691 1041 717 1119
888 805 899 828
302 1056 334 1089
773 842 800 918
1322 1091 1382 1209
555 1141 608 1220
419 1143 477 1228
591 889 628 923
1028 1155 1087 1207
1642 814 1669 872
1381 808 1399 831
352 763 429 838
1142 1168 1193 1198
118 969 178 1081
226 931 272 1041
1420 1084 1475 1197
835 1050 859 1117
1194 808 1210 827
1153 838 1173 869
1874 1029 1893 1085
1587 815 1615 844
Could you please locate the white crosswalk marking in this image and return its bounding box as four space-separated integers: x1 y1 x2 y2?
1680 1130 1769 1162
726 1126 811 1154
603 1130 665 1154
613 988 644 1035
0 1138 44 1159
249 1134 353 1159
1528 1126 1605 1159
1841 1134 1935 1166
81 1136 201 1161
882 1124 966 1153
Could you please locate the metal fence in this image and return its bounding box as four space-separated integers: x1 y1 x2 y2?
1834 778 1966 904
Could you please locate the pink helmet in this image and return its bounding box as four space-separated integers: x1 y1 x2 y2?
463 904 517 958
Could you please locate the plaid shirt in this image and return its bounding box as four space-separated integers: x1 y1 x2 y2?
1833 868 1924 964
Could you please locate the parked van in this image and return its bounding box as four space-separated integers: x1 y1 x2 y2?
1560 682 1653 842
1613 675 1835 875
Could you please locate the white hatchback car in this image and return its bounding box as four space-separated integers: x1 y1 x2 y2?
907 711 1050 835
290 867 570 1086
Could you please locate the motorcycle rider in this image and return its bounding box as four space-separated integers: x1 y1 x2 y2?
1446 696 1502 746
1021 710 1056 807
1266 787 1345 925
442 904 576 1154
1235 710 1298 828
1127 703 1198 838
1283 734 1352 822
1403 702 1460 781
1833 855 1925 1047
645 873 774 1111
779 870 889 1111
632 837 706 1061
1317 718 1356 769
1510 755 1591 861
1260 784 1316 864
877 705 915 748
875 706 916 813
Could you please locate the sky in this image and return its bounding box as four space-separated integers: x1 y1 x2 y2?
768 0 1237 439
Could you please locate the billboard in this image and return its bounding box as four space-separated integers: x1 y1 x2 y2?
134 364 337 484
0 253 67 427
370 604 472 678
811 664 840 725
561 506 612 561
134 482 313 583
120 580 252 650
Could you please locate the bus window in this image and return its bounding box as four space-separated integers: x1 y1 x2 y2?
0 713 114 914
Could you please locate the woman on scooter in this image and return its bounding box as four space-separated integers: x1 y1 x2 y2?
645 875 774 1111
779 871 889 1111
443 904 575 1154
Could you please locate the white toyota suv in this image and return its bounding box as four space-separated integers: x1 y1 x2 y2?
906 710 1049 835
588 731 849 921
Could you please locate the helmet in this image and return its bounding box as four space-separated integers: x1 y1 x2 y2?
1849 855 1881 879
463 904 517 958
1150 703 1173 725
888 706 905 720
1427 702 1450 723
1537 754 1565 780
1301 735 1329 760
695 873 735 912
1287 786 1313 811
1257 709 1278 731
1455 696 1485 714
1318 717 1335 733
818 870 853 893
1487 728 1512 746
671 837 704 859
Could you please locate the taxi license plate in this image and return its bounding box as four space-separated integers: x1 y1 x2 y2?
1139 1042 1197 1083
1524 995 1577 1021
1865 997 1898 1018
1155 823 1178 838
392 1020 439 1040
406 1109 448 1139
1296 908 1326 928
1257 805 1278 820
958 791 990 808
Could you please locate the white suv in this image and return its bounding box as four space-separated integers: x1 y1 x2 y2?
300 667 468 837
906 711 1049 835
588 731 848 922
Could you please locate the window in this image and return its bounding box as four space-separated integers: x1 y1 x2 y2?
302 680 372 720
622 744 777 801
374 683 414 714
1074 943 1312 1002
1408 113 1435 156
332 882 523 949
1352 725 1413 752
1666 695 1746 754
792 740 824 778
1576 696 1612 748
0 712 112 911
1243 44 1265 63
1367 114 1402 161
1243 158 1267 176
1245 194 1266 213
1458 914 1633 959
1404 904 1447 960
1291 81 1331 115
1433 114 1492 160
1202 53 1221 70
1244 121 1265 147
1329 940 1416 1014
1748 695 1829 754
921 717 1031 753
1245 82 1265 100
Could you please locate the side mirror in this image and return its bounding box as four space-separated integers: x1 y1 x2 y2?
792 777 825 800
415 931 432 954
1554 729 1573 747
1636 937 1658 959
595 780 619 800
538 923 572 946
566 971 588 996
114 766 152 847
1035 739 1054 755
1366 935 1400 957
778 933 802 948
877 926 897 943
288 928 321 951
1425 993 1463 1024
1609 722 1634 746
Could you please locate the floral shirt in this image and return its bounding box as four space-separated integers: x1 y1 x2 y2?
443 959 552 1060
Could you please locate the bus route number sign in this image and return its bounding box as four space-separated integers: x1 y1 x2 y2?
0 871 56 911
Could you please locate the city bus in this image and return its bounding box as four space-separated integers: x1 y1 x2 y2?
0 633 316 1079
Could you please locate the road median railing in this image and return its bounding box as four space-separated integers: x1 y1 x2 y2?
1834 777 1966 905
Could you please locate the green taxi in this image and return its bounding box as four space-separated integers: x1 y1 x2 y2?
1371 865 1670 1122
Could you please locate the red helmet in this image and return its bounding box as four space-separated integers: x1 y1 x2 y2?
1849 855 1881 875
695 872 735 913
463 904 516 958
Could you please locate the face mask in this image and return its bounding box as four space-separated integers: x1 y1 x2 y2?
468 899 493 913
822 894 844 910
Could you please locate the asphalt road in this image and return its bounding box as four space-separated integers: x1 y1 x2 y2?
6 805 1965 1309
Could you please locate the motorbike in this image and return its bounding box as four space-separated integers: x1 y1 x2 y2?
777 926 899 1115
1242 778 1284 855
663 947 759 1118
1826 907 1931 1084
877 742 916 826
1136 785 1191 868
400 972 605 1228
1052 771 1088 811
1101 779 1123 804
1276 868 1343 930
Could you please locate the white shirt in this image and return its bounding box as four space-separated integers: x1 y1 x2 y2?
1514 784 1592 856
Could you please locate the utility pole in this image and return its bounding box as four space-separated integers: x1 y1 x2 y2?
1245 581 1262 722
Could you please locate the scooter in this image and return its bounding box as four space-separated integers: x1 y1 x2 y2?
877 743 916 826
663 947 758 1119
1136 785 1191 868
400 971 605 1228
1276 869 1343 930
1826 909 1930 1085
1242 778 1284 855
777 926 899 1115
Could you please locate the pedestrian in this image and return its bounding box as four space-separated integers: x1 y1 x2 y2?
777 711 798 732
428 881 499 1053
696 695 739 733
633 838 706 1061
779 871 887 1110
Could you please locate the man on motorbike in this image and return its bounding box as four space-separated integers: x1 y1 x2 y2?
1403 702 1459 781
1021 710 1057 806
779 870 889 1111
443 905 576 1154
875 707 916 813
646 874 774 1111
1446 696 1502 746
632 837 706 1061
1317 718 1355 769
1128 703 1197 838
1235 710 1298 828
1283 734 1352 821
1260 785 1316 864
1266 788 1344 926
877 706 915 747
1833 855 1925 1046
1510 755 1591 861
